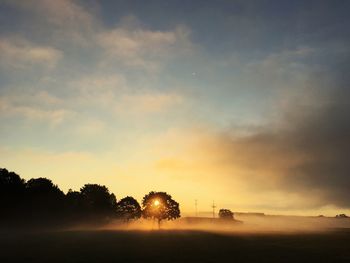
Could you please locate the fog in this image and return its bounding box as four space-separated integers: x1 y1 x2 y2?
2 215 350 263
84 215 350 235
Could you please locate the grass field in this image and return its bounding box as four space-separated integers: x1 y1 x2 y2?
1 228 350 263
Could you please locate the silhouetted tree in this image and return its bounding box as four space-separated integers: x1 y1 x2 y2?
142 191 180 228
66 189 82 206
26 177 64 196
65 189 84 220
0 168 26 222
80 184 117 220
0 168 125 227
0 168 26 193
116 196 141 222
219 209 234 220
335 214 349 218
25 178 65 223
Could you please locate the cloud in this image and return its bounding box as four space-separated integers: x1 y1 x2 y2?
68 73 184 116
98 19 193 71
5 0 96 44
0 1 195 142
116 93 183 115
216 99 350 209
0 91 73 126
142 47 350 210
69 74 127 107
73 119 106 137
190 61 350 209
0 37 62 69
1 103 73 127
4 1 194 67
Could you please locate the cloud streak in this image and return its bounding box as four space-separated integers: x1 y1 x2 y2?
98 21 192 70
0 37 62 69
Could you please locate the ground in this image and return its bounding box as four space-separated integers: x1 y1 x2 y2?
1 228 350 262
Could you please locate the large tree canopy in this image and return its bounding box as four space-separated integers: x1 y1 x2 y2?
80 184 117 218
142 191 180 227
25 178 66 220
0 168 25 193
0 169 26 220
26 178 64 196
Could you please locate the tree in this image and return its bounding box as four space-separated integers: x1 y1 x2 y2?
65 189 83 219
0 168 26 221
25 178 65 224
142 191 180 228
80 184 117 220
26 177 64 196
0 168 124 227
116 196 141 222
66 189 82 208
0 168 26 193
219 209 234 220
335 214 349 218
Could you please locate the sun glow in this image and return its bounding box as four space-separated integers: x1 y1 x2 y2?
154 200 160 206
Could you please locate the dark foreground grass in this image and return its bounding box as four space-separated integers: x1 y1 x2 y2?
0 229 350 263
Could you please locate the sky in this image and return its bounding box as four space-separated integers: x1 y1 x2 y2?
0 0 349 216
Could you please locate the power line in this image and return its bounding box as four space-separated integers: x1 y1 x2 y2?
211 200 216 218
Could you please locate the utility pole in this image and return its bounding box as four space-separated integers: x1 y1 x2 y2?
195 199 198 217
212 200 216 218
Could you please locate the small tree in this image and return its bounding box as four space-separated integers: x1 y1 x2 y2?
116 196 141 222
142 191 180 228
335 214 349 218
219 209 234 220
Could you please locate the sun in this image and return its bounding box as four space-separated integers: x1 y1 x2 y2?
154 200 160 206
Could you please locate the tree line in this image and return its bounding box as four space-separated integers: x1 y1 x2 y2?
0 168 180 228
